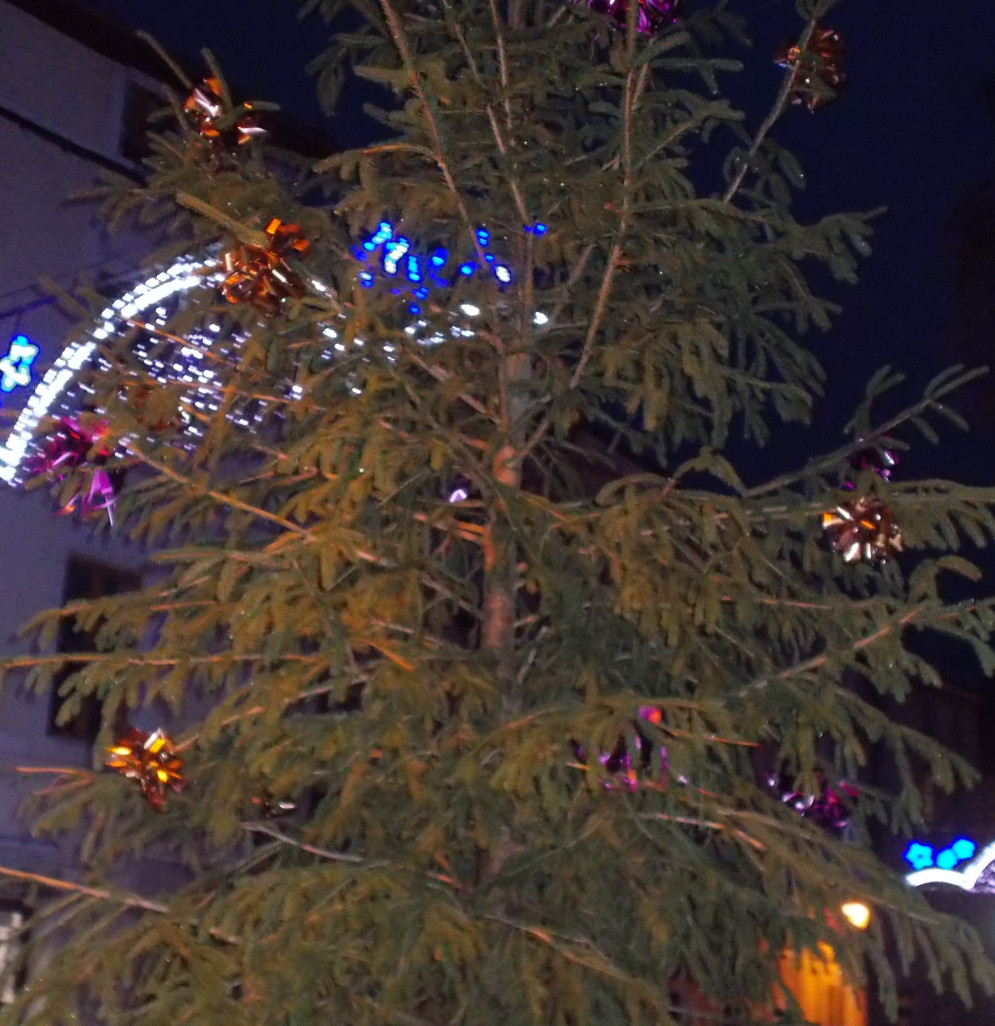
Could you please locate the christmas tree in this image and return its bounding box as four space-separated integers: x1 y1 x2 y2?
3 0 995 1022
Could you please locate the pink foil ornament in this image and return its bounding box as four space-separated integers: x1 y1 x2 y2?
30 417 116 522
775 771 857 833
585 0 681 36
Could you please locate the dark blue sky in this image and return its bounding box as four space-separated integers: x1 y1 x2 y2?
76 0 995 478
84 0 331 131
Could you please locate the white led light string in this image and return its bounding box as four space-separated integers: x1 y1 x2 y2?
0 222 550 486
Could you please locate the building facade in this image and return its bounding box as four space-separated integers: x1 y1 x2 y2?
0 0 165 874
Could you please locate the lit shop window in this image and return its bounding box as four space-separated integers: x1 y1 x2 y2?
779 945 867 1026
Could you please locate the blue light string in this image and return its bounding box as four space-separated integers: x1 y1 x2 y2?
353 219 546 294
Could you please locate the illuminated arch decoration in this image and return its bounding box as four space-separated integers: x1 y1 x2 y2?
0 222 548 487
0 257 215 485
903 837 995 893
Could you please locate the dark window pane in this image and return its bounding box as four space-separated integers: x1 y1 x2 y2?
49 556 140 741
119 82 162 164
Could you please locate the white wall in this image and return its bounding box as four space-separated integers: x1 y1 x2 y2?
0 2 166 873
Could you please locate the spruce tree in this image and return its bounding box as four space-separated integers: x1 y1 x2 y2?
3 0 995 1023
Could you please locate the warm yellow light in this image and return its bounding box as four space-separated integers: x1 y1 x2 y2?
841 901 870 931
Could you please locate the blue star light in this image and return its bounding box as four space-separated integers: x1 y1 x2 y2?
0 334 38 393
904 837 979 873
903 842 935 871
934 837 978 870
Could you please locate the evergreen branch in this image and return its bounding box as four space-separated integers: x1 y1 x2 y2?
406 351 492 417
722 19 816 204
416 511 486 545
438 0 527 224
377 0 482 259
509 243 606 467
740 604 926 695
488 0 512 127
484 914 632 983
116 320 302 405
175 679 354 751
125 443 317 542
241 823 462 890
2 651 325 670
484 0 531 224
135 30 193 90
0 865 238 944
124 317 233 370
315 140 437 172
240 822 371 864
174 192 273 249
743 371 983 499
637 812 764 850
359 142 435 160
568 65 646 391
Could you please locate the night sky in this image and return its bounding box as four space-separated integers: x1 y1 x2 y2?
73 0 995 484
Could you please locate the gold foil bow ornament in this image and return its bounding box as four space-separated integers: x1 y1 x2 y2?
220 218 311 317
106 727 185 811
822 496 902 564
183 76 267 152
775 27 846 111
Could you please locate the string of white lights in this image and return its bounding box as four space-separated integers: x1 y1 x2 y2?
0 221 550 486
0 258 210 483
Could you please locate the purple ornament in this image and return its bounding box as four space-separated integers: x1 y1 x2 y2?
774 771 856 833
584 0 682 36
576 706 669 791
844 443 897 490
29 417 116 522
446 475 472 504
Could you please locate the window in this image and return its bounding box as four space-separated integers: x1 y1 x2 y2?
779 945 866 1026
0 903 27 1005
119 82 163 164
49 556 140 741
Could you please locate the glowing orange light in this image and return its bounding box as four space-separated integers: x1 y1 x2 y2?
841 901 870 930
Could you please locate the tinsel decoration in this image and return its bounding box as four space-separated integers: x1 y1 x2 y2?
822 496 902 564
251 795 298 818
28 417 116 521
584 0 681 35
446 475 472 504
220 218 311 316
183 76 266 153
775 27 845 111
847 444 897 484
575 706 667 791
105 728 184 812
775 772 857 834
